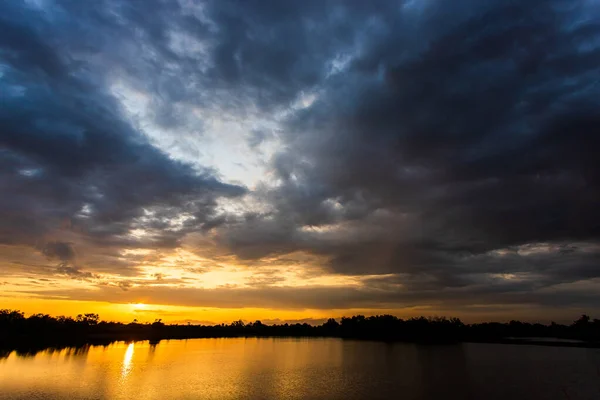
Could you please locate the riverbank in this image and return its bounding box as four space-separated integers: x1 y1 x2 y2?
2 310 599 355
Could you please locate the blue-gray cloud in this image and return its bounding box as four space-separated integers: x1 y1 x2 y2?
0 0 245 252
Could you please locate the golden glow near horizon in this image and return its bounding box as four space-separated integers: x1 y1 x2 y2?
1 244 402 324
0 294 427 325
3 240 592 324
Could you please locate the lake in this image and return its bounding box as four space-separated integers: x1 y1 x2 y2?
1 338 599 400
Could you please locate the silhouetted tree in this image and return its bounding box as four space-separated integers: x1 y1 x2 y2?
323 318 340 333
231 320 245 328
152 319 165 328
574 314 590 327
76 313 99 326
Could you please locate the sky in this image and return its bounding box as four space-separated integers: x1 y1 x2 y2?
1 0 599 324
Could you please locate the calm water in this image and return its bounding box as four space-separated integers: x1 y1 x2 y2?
1 338 599 400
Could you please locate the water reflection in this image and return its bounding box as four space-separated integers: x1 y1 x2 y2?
0 348 12 359
0 343 97 360
64 344 91 359
0 339 598 400
416 344 473 399
121 343 134 379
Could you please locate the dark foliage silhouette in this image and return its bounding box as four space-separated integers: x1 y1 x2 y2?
1 310 599 356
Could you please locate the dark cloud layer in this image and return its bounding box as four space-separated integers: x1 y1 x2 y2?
211 1 600 281
0 0 244 251
1 0 600 314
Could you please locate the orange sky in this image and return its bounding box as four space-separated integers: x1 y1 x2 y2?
1 242 594 325
0 296 414 325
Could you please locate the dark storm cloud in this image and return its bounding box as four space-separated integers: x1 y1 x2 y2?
270 0 600 235
1 0 600 313
205 0 600 302
0 0 245 263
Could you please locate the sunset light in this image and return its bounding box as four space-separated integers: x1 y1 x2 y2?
2 1 600 399
130 303 147 311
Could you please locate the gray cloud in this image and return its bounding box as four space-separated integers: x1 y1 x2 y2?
0 0 245 263
55 265 96 280
40 241 76 263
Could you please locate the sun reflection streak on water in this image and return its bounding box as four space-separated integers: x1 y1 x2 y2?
121 343 134 379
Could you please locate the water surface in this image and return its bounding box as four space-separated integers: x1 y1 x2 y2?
1 338 599 400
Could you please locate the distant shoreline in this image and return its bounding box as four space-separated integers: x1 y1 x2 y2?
2 310 599 356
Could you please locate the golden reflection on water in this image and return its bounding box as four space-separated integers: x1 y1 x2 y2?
0 339 599 400
121 343 134 379
0 338 350 400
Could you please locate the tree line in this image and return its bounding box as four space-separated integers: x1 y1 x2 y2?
1 310 599 351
